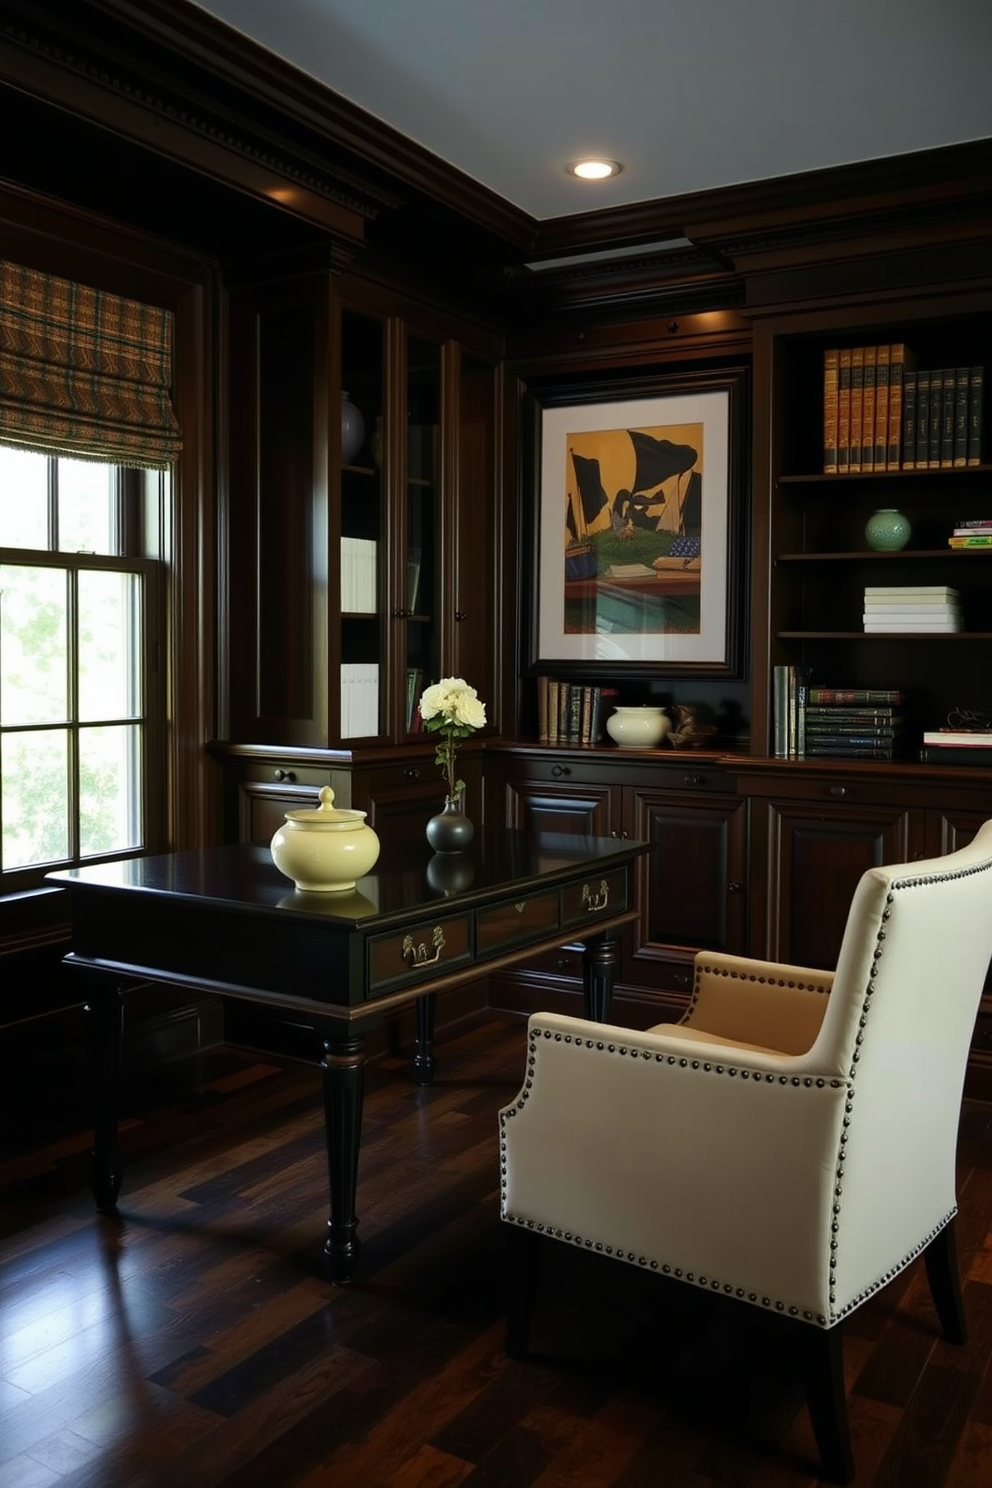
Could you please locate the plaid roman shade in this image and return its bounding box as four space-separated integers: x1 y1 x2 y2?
0 261 182 468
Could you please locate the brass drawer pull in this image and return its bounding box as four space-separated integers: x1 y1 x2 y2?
828 785 847 797
551 764 571 778
273 768 297 783
402 926 446 967
582 879 610 912
403 767 420 780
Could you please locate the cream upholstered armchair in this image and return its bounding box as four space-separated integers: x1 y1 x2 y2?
499 822 992 1483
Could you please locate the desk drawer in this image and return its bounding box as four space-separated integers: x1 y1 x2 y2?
561 867 629 929
477 890 560 956
368 912 473 994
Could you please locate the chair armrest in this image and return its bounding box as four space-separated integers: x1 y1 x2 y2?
500 1010 849 1322
673 951 834 1055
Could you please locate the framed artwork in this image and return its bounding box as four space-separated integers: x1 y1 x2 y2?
530 366 748 677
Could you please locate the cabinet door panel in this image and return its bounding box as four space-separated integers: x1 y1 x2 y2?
628 791 747 959
763 800 918 968
927 807 992 856
500 779 615 837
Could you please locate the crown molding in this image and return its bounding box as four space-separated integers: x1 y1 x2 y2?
531 139 992 262
0 0 391 242
81 0 537 252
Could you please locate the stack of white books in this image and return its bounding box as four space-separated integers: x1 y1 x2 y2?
340 537 377 614
862 585 962 633
341 663 379 738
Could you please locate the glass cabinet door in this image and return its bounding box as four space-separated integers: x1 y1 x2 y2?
339 309 384 740
403 335 442 735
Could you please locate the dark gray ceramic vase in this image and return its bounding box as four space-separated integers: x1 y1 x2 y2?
426 799 474 853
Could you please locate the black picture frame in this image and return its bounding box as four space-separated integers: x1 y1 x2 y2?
525 365 749 680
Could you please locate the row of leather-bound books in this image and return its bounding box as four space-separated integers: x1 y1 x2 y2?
823 346 984 474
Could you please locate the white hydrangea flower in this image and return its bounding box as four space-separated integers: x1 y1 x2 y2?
417 676 487 804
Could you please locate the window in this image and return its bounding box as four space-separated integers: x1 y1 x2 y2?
0 447 164 892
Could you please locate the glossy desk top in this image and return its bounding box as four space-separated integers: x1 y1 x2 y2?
47 830 648 930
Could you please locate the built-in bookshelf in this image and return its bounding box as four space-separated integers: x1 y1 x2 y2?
762 297 992 757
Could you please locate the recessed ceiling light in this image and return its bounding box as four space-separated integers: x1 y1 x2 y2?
568 159 623 181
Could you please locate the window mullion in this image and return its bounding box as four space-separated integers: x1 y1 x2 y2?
66 564 80 863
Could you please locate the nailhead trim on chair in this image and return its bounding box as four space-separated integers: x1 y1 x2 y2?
827 859 992 1318
685 960 832 1021
500 856 991 1328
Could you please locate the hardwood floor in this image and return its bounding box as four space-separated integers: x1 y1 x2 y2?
2 1012 992 1488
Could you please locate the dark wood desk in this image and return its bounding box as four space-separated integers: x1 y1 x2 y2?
48 830 647 1282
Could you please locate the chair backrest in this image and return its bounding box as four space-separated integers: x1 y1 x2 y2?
807 820 992 1320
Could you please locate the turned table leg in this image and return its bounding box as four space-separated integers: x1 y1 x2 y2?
83 978 126 1212
320 1029 367 1284
581 930 620 1023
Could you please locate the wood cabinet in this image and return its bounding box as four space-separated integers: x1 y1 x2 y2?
485 746 747 1016
215 741 485 851
225 269 500 753
487 745 992 1093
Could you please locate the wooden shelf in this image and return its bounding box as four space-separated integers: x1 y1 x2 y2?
778 549 992 562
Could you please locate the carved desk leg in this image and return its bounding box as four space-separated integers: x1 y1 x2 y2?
414 992 437 1086
83 977 126 1212
321 1029 367 1285
581 931 619 1023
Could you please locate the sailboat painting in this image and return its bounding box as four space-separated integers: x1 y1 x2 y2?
536 382 739 669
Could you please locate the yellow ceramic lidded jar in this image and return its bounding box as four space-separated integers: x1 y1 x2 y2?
270 786 380 892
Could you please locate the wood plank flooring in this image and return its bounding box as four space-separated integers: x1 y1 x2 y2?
2 1012 992 1487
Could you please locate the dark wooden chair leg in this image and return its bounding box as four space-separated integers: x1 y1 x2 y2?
795 1322 855 1485
505 1224 542 1358
924 1218 968 1344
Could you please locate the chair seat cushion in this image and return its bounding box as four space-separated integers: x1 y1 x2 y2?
646 1021 787 1056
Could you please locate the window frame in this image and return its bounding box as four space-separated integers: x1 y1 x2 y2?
0 461 166 895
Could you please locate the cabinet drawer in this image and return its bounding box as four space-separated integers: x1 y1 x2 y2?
561 867 628 929
239 761 335 787
368 913 473 994
477 890 559 956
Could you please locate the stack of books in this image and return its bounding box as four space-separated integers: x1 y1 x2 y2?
802 687 907 760
948 519 992 549
920 729 992 766
862 585 961 633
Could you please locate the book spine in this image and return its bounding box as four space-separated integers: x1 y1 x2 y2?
537 675 550 744
848 346 864 473
968 366 984 466
837 348 852 473
580 685 594 744
915 370 931 470
860 345 876 472
873 343 890 470
547 680 560 744
953 368 970 468
588 686 603 743
807 688 903 705
796 673 807 758
805 708 902 719
567 685 581 745
823 348 839 473
888 345 914 469
900 368 916 469
805 745 896 759
772 665 789 757
787 666 798 757
939 367 956 468
805 732 901 744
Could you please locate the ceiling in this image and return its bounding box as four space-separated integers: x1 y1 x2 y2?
187 0 992 223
